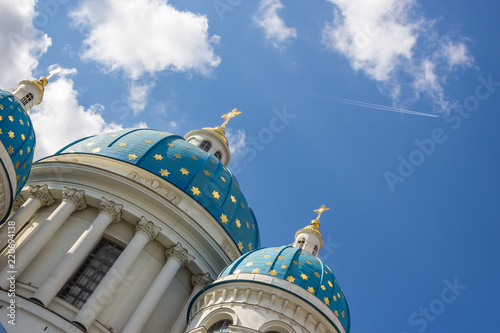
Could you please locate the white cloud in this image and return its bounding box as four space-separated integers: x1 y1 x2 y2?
31 68 122 160
0 0 51 87
323 0 474 112
254 0 297 48
226 128 249 162
70 0 221 113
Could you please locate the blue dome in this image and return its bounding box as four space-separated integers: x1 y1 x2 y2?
0 89 36 195
219 246 350 332
53 128 260 254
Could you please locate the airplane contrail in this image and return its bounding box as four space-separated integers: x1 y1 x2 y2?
310 93 439 118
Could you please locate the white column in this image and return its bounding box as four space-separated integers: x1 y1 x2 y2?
0 186 85 289
73 217 161 331
0 185 54 249
122 243 194 333
169 273 212 333
31 197 123 306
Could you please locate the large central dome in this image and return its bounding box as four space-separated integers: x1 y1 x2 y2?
53 128 260 254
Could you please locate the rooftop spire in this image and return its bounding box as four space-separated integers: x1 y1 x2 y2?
12 67 61 112
220 108 242 129
293 204 330 256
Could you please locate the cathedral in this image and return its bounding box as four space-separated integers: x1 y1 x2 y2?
0 76 350 333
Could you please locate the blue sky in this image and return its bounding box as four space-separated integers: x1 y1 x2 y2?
1 0 500 331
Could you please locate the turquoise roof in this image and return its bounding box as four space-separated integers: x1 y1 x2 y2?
219 246 350 332
53 128 260 254
0 89 36 196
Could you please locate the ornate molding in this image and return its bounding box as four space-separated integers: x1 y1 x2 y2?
99 197 123 223
28 184 55 207
135 216 161 242
11 194 26 212
220 240 239 261
191 273 213 290
62 186 87 211
165 242 194 267
127 171 182 206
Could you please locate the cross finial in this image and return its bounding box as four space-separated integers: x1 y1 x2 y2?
314 204 330 222
220 108 242 129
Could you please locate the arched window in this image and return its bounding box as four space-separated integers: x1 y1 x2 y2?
214 151 222 160
200 140 212 152
312 245 318 256
208 319 231 333
297 238 306 249
20 93 34 106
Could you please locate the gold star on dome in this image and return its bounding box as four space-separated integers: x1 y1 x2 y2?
145 140 152 144
307 287 315 294
230 195 236 203
91 147 102 153
191 155 198 160
238 241 243 251
337 292 341 298
293 260 299 265
220 214 228 224
333 295 337 301
281 265 287 269
203 170 210 176
20 134 25 141
246 262 253 267
306 260 312 265
27 147 30 153
8 115 14 122
15 161 20 169
321 285 326 290
184 145 191 149
180 168 189 175
266 261 272 265
19 149 23 155
128 154 138 160
8 131 14 138
328 281 333 287
301 273 308 280
235 219 241 228
191 186 201 196
324 297 330 305
118 142 127 147
87 142 95 147
251 268 260 274
286 276 295 283
174 154 182 159
135 133 143 136
270 270 278 276
264 254 270 258
111 134 118 137
246 221 250 229
278 256 285 260
212 191 220 199
220 176 226 182
160 169 170 177
16 175 20 181
241 202 245 209
342 311 345 318
19 119 24 126
167 143 175 147
0 104 3 110
249 243 252 250
334 310 339 317
0 129 2 134
314 272 321 278
154 154 163 160
8 146 14 155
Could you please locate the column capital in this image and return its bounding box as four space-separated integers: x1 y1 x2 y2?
99 197 123 223
28 184 55 207
165 243 194 268
135 217 161 242
62 187 87 211
191 273 212 289
11 194 26 212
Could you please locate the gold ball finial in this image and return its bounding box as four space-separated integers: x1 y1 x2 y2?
39 77 48 86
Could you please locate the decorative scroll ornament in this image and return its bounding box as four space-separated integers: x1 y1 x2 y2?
11 194 26 212
99 197 123 223
28 184 55 207
127 172 182 206
135 216 161 242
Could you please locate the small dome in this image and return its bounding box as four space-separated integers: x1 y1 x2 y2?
53 128 260 253
0 89 36 223
218 245 350 332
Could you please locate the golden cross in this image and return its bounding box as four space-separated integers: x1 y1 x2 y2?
220 108 242 129
314 204 330 221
